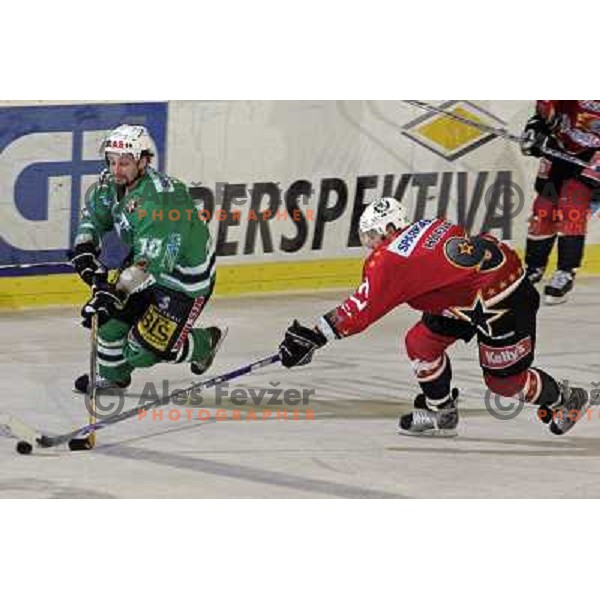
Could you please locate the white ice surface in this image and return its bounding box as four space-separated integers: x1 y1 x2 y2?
2 282 600 498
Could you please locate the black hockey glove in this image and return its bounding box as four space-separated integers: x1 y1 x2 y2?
520 114 558 158
81 279 125 328
68 242 107 287
279 320 327 368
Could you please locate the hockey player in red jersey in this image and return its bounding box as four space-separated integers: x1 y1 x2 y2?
278 197 589 437
521 100 600 304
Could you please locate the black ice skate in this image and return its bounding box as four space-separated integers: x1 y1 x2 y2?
190 326 228 376
73 373 131 394
540 385 590 436
398 388 459 437
544 270 575 305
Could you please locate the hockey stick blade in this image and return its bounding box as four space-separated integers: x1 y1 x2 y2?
68 437 95 451
0 414 40 445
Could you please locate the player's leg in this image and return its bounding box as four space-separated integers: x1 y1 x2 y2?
189 326 228 375
73 315 140 394
525 194 557 283
485 368 589 435
398 314 474 437
544 178 591 304
123 286 225 373
479 278 588 434
525 158 561 283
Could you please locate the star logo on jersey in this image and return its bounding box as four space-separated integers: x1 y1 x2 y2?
451 292 507 337
402 101 507 161
458 241 474 255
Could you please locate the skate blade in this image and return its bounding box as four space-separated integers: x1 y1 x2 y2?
215 325 229 355
544 294 568 306
397 427 458 438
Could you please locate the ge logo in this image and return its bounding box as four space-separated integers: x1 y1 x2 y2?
0 103 167 269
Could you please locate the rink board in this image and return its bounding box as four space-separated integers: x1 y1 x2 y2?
2 245 600 309
3 100 600 309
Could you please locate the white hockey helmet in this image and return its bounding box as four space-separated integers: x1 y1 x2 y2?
359 197 409 249
101 124 154 161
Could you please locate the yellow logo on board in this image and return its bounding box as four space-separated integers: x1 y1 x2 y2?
402 101 506 161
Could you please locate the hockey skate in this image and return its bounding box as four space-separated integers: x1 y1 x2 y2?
398 388 459 437
526 265 545 285
73 373 131 394
190 326 228 376
538 385 590 435
544 270 575 305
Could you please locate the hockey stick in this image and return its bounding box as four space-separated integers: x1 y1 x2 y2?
403 100 599 171
89 314 98 447
0 261 70 271
68 314 99 451
2 353 281 454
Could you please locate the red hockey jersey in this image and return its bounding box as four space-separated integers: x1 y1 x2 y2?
537 100 600 155
324 219 524 338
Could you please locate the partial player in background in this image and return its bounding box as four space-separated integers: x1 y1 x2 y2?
278 197 589 437
520 100 600 304
69 124 225 393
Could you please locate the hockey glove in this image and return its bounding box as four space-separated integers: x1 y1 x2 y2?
81 279 125 328
279 320 327 368
68 242 107 287
520 114 558 158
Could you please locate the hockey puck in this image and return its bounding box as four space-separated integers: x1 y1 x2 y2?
16 440 33 455
68 437 93 451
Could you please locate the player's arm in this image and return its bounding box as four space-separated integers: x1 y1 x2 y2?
318 264 400 339
69 171 116 286
279 254 410 368
80 192 180 328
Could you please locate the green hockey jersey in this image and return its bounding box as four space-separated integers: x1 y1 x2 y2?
75 167 215 298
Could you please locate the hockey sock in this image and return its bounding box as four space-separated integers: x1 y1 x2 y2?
525 236 555 270
418 354 452 408
97 327 134 382
524 368 561 407
557 235 585 272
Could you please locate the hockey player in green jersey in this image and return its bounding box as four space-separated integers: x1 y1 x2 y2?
69 124 225 393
